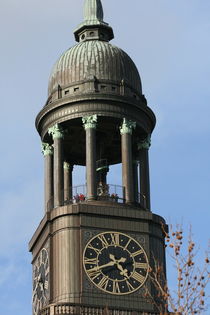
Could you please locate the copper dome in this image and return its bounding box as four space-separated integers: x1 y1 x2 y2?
48 40 142 100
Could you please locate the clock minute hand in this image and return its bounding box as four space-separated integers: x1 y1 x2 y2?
89 260 116 272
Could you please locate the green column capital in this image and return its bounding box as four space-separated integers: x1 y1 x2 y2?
41 142 53 156
48 124 65 139
120 118 136 135
138 135 151 150
82 114 97 129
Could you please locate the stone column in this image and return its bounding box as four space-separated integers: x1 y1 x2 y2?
138 135 151 210
133 160 139 203
64 162 73 202
120 118 136 204
41 142 53 212
48 124 64 208
82 115 97 201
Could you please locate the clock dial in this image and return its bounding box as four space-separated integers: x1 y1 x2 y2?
32 248 49 315
83 232 149 295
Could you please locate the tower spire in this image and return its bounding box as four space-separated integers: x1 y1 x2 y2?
84 0 104 23
74 0 114 42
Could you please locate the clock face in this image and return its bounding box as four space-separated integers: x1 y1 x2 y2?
83 231 149 295
32 248 49 315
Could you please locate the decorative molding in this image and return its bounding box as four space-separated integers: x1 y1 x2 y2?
120 118 136 135
48 123 64 139
41 143 53 156
63 161 71 170
138 135 151 150
82 114 97 129
40 304 159 315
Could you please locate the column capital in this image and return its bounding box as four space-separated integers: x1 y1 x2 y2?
41 142 53 156
63 161 73 171
82 114 97 129
48 124 65 139
120 118 136 135
63 161 70 170
138 135 151 150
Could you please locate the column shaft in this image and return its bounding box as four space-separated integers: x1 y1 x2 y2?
133 161 139 203
54 137 64 207
64 163 73 202
139 148 151 210
86 127 97 200
42 142 54 211
45 154 53 211
121 133 134 204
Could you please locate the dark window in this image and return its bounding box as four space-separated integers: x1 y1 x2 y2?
74 87 79 92
65 90 69 95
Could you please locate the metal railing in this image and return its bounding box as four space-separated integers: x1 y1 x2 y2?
47 184 147 211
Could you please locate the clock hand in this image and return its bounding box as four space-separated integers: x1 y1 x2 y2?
109 254 126 264
89 260 116 272
116 262 129 278
109 254 129 278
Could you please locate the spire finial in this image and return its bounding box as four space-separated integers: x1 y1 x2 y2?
84 0 104 23
74 0 114 42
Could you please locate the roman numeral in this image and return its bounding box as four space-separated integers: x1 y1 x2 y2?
87 243 101 255
86 268 101 279
132 271 145 284
135 262 148 269
112 280 121 293
123 239 131 250
126 280 135 292
84 257 98 265
98 276 109 290
98 234 109 247
132 249 144 257
110 233 120 246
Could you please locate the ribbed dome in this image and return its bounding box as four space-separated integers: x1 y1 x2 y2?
48 40 142 97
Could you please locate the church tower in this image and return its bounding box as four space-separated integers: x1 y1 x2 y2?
29 1 167 314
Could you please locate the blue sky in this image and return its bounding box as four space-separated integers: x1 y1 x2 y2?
0 0 209 313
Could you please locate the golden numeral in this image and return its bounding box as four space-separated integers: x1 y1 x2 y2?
87 243 101 255
110 233 120 246
126 280 135 292
113 280 121 293
132 249 143 257
98 234 109 247
135 262 148 269
84 257 98 265
124 239 131 250
98 276 109 289
132 271 145 284
87 268 101 279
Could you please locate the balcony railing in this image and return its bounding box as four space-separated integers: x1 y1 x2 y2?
47 184 147 211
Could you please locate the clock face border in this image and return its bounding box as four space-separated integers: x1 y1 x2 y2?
32 247 50 315
83 231 149 295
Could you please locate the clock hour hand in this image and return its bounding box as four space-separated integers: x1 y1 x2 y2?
109 254 126 264
109 254 129 278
